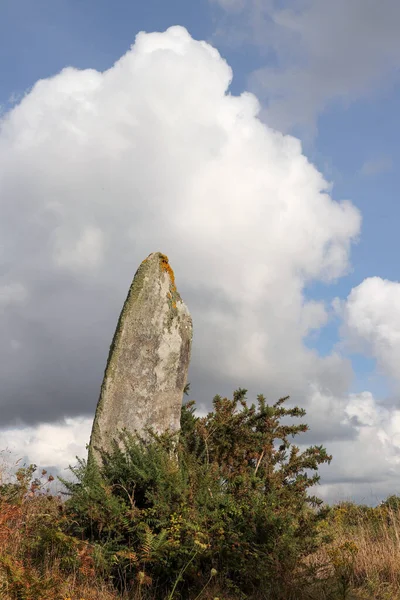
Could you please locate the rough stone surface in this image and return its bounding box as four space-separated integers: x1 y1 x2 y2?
89 252 193 463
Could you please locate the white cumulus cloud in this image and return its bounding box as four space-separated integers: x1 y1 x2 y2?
343 277 400 385
0 417 92 473
2 26 393 501
315 390 400 504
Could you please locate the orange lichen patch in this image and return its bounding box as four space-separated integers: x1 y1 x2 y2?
159 254 176 289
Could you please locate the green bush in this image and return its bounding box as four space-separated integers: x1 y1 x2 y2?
62 389 332 599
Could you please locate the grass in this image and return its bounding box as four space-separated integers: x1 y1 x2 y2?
304 500 400 599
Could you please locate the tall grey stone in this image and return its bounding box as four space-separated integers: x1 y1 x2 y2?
89 252 192 464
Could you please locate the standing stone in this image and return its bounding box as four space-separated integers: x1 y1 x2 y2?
89 252 192 464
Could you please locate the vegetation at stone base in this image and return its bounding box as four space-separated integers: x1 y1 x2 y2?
61 389 332 600
0 460 116 600
2 392 400 599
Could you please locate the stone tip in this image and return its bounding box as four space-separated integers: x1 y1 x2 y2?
144 251 165 260
142 252 176 288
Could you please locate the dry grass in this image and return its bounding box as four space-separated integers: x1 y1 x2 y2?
304 501 400 599
0 455 120 600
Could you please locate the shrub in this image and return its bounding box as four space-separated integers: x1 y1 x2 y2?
62 389 332 599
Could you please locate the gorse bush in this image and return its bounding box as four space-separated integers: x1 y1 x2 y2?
62 389 332 599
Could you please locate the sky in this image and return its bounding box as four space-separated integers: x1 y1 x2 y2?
1 0 400 505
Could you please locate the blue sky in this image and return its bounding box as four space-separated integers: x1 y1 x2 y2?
1 0 211 101
2 0 400 503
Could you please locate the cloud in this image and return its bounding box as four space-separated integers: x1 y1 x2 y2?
359 156 393 177
2 26 391 500
211 0 400 132
0 416 92 473
53 225 104 270
314 390 400 505
0 283 27 310
210 0 245 12
306 275 400 503
343 277 400 385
